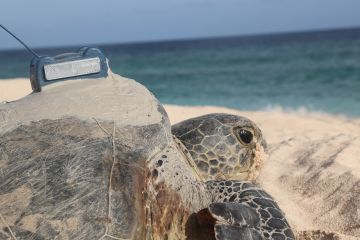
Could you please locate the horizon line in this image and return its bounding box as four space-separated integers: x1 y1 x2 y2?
1 25 360 52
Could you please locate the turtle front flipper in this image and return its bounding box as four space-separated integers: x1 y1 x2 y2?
215 224 262 240
196 202 263 240
198 180 295 240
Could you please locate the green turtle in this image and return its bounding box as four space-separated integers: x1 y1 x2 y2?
0 72 294 239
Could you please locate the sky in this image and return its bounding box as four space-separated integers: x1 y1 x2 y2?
1 0 360 50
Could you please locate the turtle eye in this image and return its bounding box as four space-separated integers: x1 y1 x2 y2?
238 129 253 144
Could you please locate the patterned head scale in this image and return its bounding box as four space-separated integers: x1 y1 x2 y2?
172 114 267 181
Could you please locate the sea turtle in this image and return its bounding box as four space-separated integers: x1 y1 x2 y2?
0 71 294 239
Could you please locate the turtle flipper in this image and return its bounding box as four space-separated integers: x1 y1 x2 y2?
209 202 262 240
194 202 262 240
215 224 262 240
208 202 259 227
201 180 295 240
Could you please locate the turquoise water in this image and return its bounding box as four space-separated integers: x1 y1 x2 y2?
1 28 360 117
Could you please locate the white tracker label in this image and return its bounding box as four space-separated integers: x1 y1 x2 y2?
44 57 101 81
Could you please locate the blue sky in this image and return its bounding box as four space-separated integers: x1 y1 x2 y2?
1 0 360 49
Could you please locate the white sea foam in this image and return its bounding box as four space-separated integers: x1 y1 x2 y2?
261 104 350 120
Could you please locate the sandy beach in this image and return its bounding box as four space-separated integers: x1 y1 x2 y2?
1 79 359 239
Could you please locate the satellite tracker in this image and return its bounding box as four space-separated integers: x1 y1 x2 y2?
0 24 108 92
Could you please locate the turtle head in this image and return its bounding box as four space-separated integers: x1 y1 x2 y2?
172 113 267 181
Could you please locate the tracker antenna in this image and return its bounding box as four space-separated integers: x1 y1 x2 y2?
0 24 40 59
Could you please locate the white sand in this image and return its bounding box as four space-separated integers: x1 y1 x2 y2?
1 79 360 239
0 78 32 102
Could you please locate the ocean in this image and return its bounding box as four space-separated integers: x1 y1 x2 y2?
1 28 360 117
